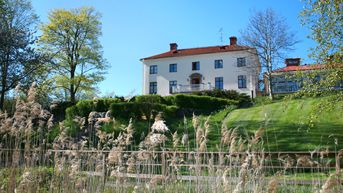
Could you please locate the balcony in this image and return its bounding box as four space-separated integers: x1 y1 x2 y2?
171 83 213 93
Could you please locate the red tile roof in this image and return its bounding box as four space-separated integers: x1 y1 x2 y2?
272 64 327 73
141 45 253 60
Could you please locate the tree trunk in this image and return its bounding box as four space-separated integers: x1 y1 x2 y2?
0 88 5 111
267 73 274 100
70 69 76 103
0 63 7 111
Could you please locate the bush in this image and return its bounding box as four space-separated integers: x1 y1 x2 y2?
174 94 238 111
135 95 165 104
163 95 176 106
66 98 124 119
164 105 178 117
237 93 253 107
110 102 136 119
192 89 252 107
111 102 178 119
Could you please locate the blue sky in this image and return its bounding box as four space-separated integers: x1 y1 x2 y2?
31 0 316 96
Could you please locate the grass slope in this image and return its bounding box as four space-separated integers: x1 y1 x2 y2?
225 97 343 151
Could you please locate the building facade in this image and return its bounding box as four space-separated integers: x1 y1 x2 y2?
265 58 328 94
140 37 261 98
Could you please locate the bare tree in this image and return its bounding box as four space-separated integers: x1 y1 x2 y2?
240 8 298 99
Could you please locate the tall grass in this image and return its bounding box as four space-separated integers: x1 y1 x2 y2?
0 83 342 192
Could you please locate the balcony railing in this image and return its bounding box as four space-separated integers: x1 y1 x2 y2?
171 83 213 93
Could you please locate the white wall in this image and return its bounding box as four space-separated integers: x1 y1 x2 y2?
141 49 260 97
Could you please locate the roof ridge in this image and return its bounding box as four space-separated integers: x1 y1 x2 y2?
141 44 254 61
175 44 250 51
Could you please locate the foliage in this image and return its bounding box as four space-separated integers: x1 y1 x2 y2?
192 89 252 107
240 8 299 99
163 95 176 106
39 7 108 103
174 94 238 112
110 102 178 120
300 0 342 64
65 98 124 119
111 94 237 119
0 0 46 110
134 94 165 104
292 0 343 115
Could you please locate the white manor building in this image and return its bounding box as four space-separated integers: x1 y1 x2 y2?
140 37 261 98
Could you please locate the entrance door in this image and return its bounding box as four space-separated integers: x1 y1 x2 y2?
191 77 200 85
191 77 201 91
189 73 202 91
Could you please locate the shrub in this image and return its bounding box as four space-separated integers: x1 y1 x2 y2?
65 105 78 120
163 95 176 106
164 105 178 117
135 94 165 104
66 98 124 119
110 102 178 119
174 94 238 111
110 102 136 119
192 89 252 107
237 93 253 107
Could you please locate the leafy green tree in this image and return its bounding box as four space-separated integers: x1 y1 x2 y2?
40 7 107 103
296 0 342 110
0 0 43 111
240 8 299 100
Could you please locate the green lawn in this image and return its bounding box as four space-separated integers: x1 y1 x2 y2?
225 97 343 151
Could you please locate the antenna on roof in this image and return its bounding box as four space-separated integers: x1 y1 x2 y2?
218 27 224 44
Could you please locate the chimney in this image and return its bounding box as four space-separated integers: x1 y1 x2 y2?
285 58 301 66
170 43 178 51
229 36 237 45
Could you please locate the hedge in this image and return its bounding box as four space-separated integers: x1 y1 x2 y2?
110 102 178 119
134 95 179 106
174 94 238 111
134 94 165 104
192 89 252 107
66 98 124 119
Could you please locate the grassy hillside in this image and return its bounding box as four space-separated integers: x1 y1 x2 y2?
225 97 343 151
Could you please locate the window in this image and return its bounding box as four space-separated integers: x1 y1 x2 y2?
238 75 247 88
149 82 157 94
192 61 200 71
214 59 223 69
169 80 177 93
215 77 224 90
149 65 157 74
237 57 246 67
169 63 177 72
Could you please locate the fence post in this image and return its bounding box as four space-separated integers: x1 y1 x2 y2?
102 153 106 191
162 151 165 177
